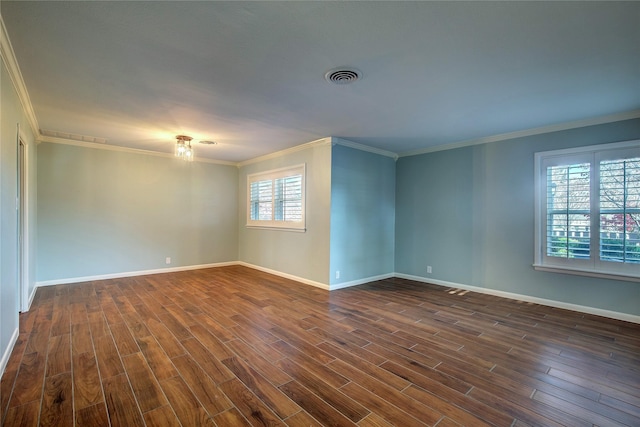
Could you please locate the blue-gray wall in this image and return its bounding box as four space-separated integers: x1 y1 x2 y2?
396 118 640 315
4 50 640 380
238 140 332 285
37 143 238 282
1 56 37 371
330 144 395 286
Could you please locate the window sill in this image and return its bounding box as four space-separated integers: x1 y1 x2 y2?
533 264 640 283
245 225 306 233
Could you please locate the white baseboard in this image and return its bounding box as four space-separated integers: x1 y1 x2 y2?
236 261 330 290
330 273 395 290
35 261 238 287
25 284 37 311
0 327 19 379
30 262 640 324
394 273 640 325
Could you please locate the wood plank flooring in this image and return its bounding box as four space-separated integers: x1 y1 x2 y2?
1 265 639 426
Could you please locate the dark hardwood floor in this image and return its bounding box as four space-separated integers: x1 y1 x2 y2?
1 265 639 426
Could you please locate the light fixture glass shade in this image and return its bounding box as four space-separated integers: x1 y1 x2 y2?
175 142 186 156
175 135 194 161
184 146 194 161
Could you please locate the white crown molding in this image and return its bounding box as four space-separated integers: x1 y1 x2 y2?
332 137 399 160
39 135 237 166
3 8 636 169
0 15 39 137
237 136 399 168
237 109 640 166
398 109 640 158
237 137 333 168
37 108 640 165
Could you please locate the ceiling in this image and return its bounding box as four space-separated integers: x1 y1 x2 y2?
2 1 639 163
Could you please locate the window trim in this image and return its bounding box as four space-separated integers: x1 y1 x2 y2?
534 139 640 282
246 164 306 231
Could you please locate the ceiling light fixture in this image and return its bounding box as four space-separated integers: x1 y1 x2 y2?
175 135 194 161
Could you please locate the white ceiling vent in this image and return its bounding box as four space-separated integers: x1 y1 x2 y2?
324 68 361 85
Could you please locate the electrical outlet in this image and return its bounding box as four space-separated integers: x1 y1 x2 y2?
336 270 340 279
427 266 432 274
165 257 171 264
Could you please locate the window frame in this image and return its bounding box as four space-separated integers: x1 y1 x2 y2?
246 164 306 231
534 139 640 282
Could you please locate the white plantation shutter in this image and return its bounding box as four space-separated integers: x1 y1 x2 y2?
275 175 303 221
535 141 640 280
546 162 591 259
250 180 273 221
247 164 305 230
599 156 640 264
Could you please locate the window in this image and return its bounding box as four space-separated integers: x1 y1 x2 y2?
534 140 640 281
247 164 305 230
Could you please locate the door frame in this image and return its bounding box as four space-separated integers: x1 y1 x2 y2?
17 127 31 312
